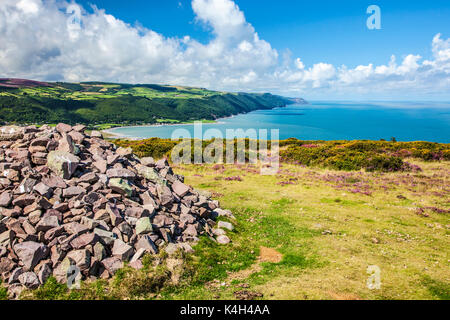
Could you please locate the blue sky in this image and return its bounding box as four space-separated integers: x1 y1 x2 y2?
1 0 449 99
76 0 450 68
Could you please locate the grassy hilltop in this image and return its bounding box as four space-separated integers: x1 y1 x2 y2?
18 144 449 300
0 78 292 125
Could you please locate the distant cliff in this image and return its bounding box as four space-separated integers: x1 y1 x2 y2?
0 78 295 125
285 97 309 104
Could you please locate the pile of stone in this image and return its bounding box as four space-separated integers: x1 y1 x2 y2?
0 124 234 296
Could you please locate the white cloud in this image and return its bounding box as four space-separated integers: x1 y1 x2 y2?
0 0 448 99
294 58 305 70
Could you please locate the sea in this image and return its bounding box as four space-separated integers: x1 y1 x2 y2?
107 101 450 143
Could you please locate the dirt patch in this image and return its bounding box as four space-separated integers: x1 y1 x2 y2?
327 291 361 300
258 246 283 263
228 263 262 281
227 247 282 282
234 290 263 300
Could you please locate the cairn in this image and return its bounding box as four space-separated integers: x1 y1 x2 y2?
0 124 234 297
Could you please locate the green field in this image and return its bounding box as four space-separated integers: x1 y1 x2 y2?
0 81 291 125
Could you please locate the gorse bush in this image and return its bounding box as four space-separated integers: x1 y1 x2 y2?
280 140 449 171
114 138 177 159
114 138 449 172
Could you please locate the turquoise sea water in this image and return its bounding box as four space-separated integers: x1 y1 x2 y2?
109 101 450 143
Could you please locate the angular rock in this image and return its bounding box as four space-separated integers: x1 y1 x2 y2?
135 235 158 254
136 165 166 185
90 131 103 138
135 217 152 235
42 175 67 189
0 191 12 207
57 134 76 154
124 206 149 219
22 220 37 235
218 221 234 231
94 228 117 246
106 168 136 179
164 243 178 255
213 208 236 219
28 210 42 225
140 157 155 167
130 248 146 264
12 194 36 207
108 178 133 198
14 241 48 270
8 267 24 285
157 185 173 206
53 258 73 284
129 260 143 270
155 159 168 169
33 182 53 198
116 147 132 157
63 186 85 198
216 235 231 244
106 203 123 226
79 172 98 184
93 160 107 174
213 228 226 236
72 124 86 132
183 224 198 237
16 177 37 195
18 272 40 289
36 216 60 233
56 123 72 134
93 242 106 261
0 125 23 141
70 233 98 250
64 222 89 236
101 256 123 275
44 226 65 242
117 222 133 237
47 151 80 179
112 239 134 261
172 180 190 197
0 257 15 274
37 263 52 284
66 249 91 271
68 131 85 144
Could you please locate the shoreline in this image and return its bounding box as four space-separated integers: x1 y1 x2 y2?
101 114 239 139
101 106 291 139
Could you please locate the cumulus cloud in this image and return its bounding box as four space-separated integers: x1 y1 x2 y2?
0 0 449 98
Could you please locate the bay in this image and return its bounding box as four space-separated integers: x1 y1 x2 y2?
107 101 450 143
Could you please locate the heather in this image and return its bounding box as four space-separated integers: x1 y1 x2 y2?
114 138 450 172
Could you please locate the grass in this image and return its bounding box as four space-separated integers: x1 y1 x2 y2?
0 280 8 300
0 82 289 124
421 276 450 300
93 123 126 130
155 119 217 124
162 160 449 300
9 156 449 300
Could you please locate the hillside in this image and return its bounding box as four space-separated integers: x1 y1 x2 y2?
0 78 293 125
15 141 449 300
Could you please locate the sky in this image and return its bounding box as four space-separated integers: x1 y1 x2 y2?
0 0 449 100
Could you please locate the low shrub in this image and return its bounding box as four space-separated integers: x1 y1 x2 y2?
114 138 449 172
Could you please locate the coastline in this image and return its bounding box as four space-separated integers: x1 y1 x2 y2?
101 113 239 139
101 105 291 139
